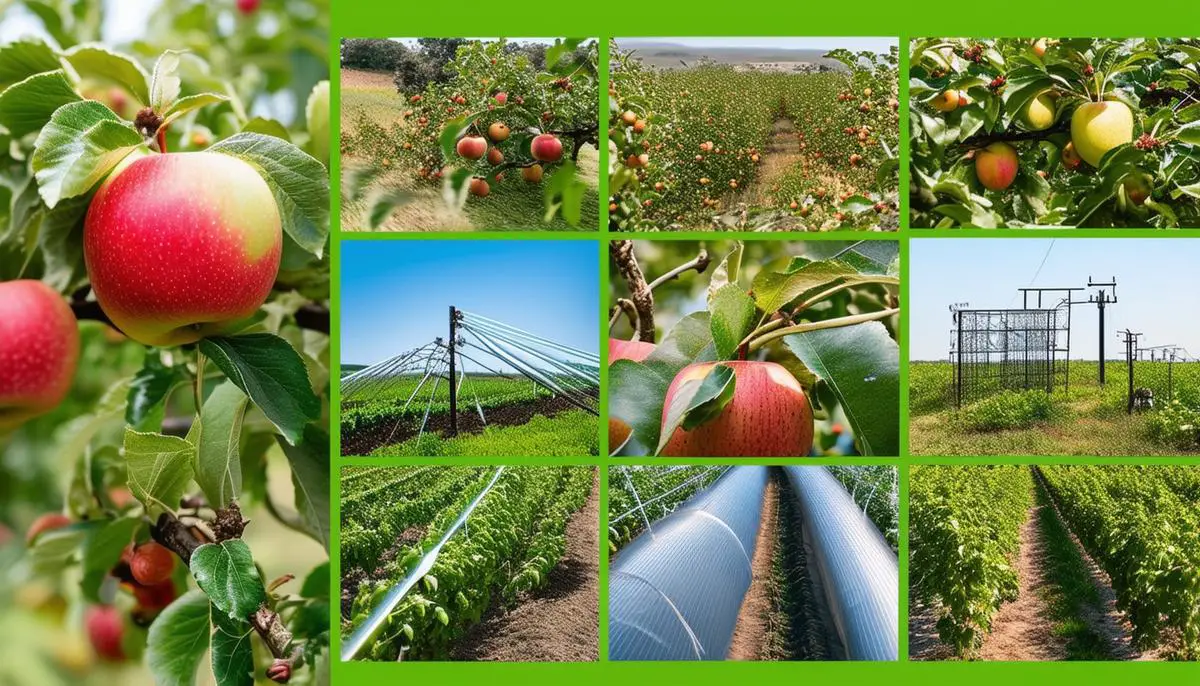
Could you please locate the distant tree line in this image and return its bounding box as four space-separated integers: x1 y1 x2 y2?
340 38 565 93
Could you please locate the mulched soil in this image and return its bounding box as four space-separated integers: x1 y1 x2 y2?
341 395 580 456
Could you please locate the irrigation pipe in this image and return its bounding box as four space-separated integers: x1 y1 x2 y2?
341 467 507 661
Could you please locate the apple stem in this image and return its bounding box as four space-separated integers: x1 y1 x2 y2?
156 125 168 154
746 308 899 353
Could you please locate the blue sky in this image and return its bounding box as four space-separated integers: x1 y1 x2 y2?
340 240 599 367
911 239 1200 361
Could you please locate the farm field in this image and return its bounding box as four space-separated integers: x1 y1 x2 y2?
609 39 899 231
341 466 598 662
910 465 1200 661
340 38 600 231
910 360 1200 456
608 465 898 661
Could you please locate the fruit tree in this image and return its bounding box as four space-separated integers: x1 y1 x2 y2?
910 38 1200 228
0 2 331 684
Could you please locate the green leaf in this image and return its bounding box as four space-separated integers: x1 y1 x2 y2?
0 70 82 137
782 321 899 456
160 93 229 129
608 360 669 456
300 561 330 599
199 334 321 445
190 540 268 621
752 259 898 314
146 590 210 686
62 44 151 105
32 100 144 208
28 522 98 574
706 242 742 305
241 116 291 141
36 195 90 293
305 80 330 164
0 39 62 90
275 424 330 550
80 517 139 602
640 311 714 379
195 381 249 509
210 610 254 686
207 132 330 257
149 51 183 113
708 284 756 360
655 364 736 455
126 350 183 431
124 428 195 514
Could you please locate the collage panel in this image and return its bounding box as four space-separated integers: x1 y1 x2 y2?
909 463 1200 661
340 464 599 662
339 37 601 232
337 239 599 458
910 237 1200 456
608 37 899 232
608 464 899 661
909 37 1200 229
608 238 900 458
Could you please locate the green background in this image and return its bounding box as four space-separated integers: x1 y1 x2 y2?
329 2 1200 683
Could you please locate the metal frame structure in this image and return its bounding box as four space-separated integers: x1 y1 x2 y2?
951 307 1066 409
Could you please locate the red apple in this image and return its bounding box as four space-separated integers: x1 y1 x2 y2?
456 136 487 160
609 338 655 364
975 142 1019 191
25 512 71 545
0 280 79 430
236 0 261 14
487 122 510 142
85 606 125 661
487 147 504 166
494 92 507 105
83 152 282 346
660 361 814 457
468 177 490 197
531 133 563 163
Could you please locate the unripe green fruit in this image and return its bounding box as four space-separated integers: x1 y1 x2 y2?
1019 91 1056 131
1071 101 1134 167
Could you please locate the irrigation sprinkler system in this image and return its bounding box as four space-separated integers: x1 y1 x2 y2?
342 306 600 450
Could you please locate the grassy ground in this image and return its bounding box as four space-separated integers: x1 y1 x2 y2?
910 361 1200 456
371 410 598 457
340 68 599 232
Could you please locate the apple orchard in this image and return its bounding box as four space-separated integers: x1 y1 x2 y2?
910 38 1200 228
608 240 900 459
340 38 599 230
0 4 331 685
609 42 900 232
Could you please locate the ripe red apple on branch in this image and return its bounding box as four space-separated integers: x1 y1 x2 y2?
83 151 283 347
0 280 80 430
659 361 814 457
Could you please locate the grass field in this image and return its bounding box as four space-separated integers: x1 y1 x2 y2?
910 360 1200 456
340 68 600 232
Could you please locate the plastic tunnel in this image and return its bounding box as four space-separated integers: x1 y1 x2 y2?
783 466 898 661
608 466 768 661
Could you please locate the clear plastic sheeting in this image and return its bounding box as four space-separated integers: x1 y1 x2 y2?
783 466 899 661
608 466 768 661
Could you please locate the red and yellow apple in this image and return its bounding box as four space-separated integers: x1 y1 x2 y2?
1121 174 1152 206
932 90 961 113
975 142 1019 191
1071 101 1134 167
659 361 814 457
531 133 564 163
487 122 509 142
521 164 544 183
1062 141 1082 170
456 135 487 160
609 338 655 364
0 280 79 430
83 152 282 347
25 512 71 545
85 606 125 661
468 177 490 197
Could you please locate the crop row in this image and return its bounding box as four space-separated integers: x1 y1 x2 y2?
341 467 489 573
609 45 899 231
1039 465 1200 655
347 466 594 660
909 465 1033 657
